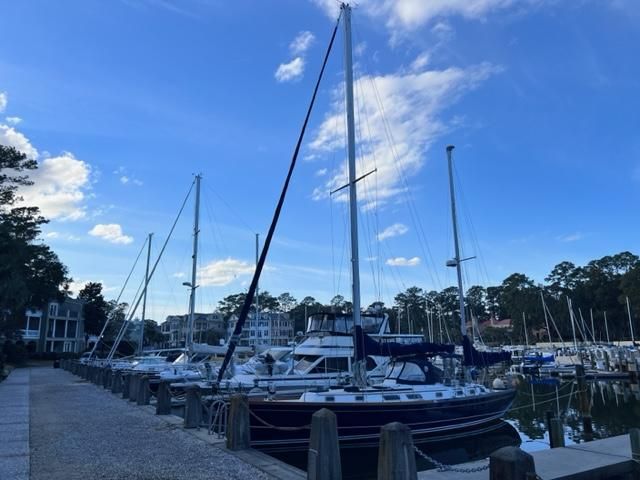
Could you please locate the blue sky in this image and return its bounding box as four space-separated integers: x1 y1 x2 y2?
1 0 639 322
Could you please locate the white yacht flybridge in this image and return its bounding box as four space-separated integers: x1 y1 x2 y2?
221 311 424 393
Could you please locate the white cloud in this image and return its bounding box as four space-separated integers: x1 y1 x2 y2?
172 272 186 278
0 92 6 112
18 152 92 220
275 57 305 83
198 258 255 286
386 256 421 267
5 116 21 125
132 178 143 186
315 168 328 177
89 224 134 245
311 0 534 33
290 31 315 55
44 231 80 241
120 175 129 184
0 124 38 159
310 63 500 205
557 232 584 243
377 223 409 241
410 52 431 71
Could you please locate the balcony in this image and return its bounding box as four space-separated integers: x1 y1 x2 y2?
20 329 40 339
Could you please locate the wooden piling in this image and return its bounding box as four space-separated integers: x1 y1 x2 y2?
549 418 565 448
121 373 130 399
490 446 536 480
183 385 202 429
111 371 123 394
103 369 112 389
377 422 417 480
630 428 640 462
307 408 341 480
137 376 151 406
129 374 139 402
226 394 251 451
156 381 171 415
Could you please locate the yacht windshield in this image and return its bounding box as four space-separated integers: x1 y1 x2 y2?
306 313 384 334
293 355 320 373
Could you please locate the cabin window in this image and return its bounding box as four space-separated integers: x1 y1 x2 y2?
325 396 335 402
456 390 464 396
365 356 378 371
294 355 320 373
406 394 422 400
469 389 476 395
355 395 364 401
325 357 349 373
383 395 400 401
435 392 443 398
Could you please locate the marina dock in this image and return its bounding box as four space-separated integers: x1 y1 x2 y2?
0 365 303 480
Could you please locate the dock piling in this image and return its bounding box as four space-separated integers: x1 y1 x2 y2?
129 374 139 403
630 428 640 462
226 394 250 450
121 373 130 399
111 371 123 394
549 418 565 448
156 381 171 415
489 446 536 480
377 422 417 480
137 376 151 406
184 385 202 429
307 408 341 480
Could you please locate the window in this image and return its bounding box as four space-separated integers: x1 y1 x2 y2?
406 394 422 400
324 396 335 402
383 395 401 401
435 392 443 398
66 321 77 338
69 310 79 319
27 316 40 332
325 357 349 373
355 395 364 401
49 303 58 317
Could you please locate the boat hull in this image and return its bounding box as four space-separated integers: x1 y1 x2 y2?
248 388 516 450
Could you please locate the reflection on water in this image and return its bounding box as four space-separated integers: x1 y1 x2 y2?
264 380 640 479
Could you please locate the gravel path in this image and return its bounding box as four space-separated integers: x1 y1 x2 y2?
29 367 272 480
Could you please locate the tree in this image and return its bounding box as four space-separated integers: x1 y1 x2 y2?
0 146 71 336
78 282 109 335
394 286 427 334
277 292 297 312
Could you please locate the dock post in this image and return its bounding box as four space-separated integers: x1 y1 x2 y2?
121 373 130 399
137 376 151 406
307 408 341 480
377 422 417 480
575 364 593 440
490 447 536 480
103 368 112 389
129 374 139 403
630 428 640 462
184 385 202 429
549 418 565 448
226 394 250 450
156 381 171 415
111 371 123 394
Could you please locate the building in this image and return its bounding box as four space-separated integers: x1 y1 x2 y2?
226 312 294 347
20 298 86 353
160 312 226 348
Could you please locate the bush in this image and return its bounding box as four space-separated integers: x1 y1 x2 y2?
28 352 79 361
2 341 28 365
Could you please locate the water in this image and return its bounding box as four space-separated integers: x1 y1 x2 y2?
264 379 640 479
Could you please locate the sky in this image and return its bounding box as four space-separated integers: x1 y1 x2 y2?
1 0 639 323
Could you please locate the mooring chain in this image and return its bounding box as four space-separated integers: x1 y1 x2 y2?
413 445 490 473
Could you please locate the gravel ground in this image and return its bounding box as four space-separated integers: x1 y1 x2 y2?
29 367 272 480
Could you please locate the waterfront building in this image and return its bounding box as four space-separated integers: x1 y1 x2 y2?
226 312 293 347
20 297 86 353
160 312 226 348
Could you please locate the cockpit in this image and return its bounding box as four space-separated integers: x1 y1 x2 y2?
385 359 443 385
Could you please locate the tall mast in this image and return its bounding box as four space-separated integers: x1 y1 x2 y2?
626 297 635 344
255 233 263 341
342 3 361 329
186 174 201 355
138 232 153 356
446 145 466 338
540 291 552 344
567 297 578 350
522 312 529 348
604 310 610 344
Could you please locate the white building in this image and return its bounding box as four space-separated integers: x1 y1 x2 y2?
226 312 294 348
160 312 226 348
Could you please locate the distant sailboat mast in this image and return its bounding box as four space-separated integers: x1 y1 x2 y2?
138 232 153 356
185 174 201 357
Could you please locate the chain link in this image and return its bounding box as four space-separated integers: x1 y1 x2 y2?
413 445 490 473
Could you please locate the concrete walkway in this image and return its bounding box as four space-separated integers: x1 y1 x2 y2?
0 367 292 480
0 368 30 480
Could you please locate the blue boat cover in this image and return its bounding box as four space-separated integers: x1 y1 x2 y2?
356 326 455 357
462 335 511 367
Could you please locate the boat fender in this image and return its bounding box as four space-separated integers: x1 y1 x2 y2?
492 378 506 390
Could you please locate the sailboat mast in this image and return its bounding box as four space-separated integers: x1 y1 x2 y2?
342 4 361 329
604 310 610 344
446 145 466 337
255 233 260 333
186 174 201 354
138 232 153 356
626 296 635 344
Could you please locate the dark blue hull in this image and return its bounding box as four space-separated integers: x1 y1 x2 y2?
248 388 516 449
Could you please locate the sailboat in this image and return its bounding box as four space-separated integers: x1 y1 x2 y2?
214 3 515 449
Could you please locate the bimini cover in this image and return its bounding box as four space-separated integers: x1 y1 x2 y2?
462 335 511 367
356 326 455 358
